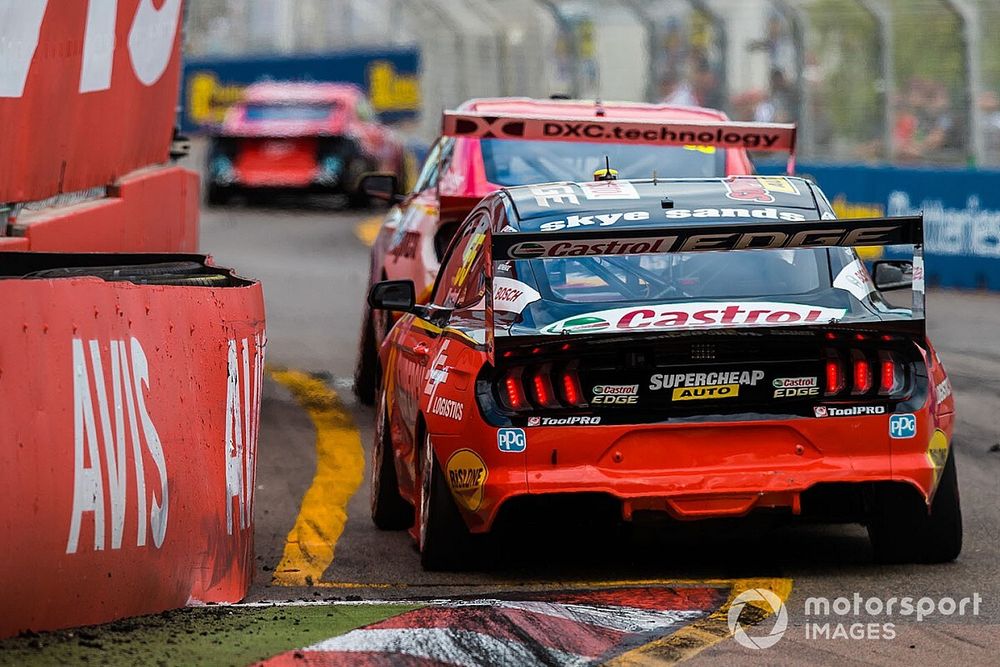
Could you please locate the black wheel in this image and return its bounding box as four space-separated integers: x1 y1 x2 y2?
354 311 379 405
868 447 962 564
206 183 231 206
418 433 474 571
370 390 414 530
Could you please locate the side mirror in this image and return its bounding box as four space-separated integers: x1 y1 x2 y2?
358 172 403 203
368 280 416 312
872 260 913 291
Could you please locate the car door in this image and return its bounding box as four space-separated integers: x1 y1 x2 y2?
390 210 490 492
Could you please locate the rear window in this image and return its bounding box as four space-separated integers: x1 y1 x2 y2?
244 103 337 122
480 139 724 186
538 249 824 303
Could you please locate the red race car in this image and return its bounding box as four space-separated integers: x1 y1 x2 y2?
205 82 406 206
367 175 959 570
354 97 796 402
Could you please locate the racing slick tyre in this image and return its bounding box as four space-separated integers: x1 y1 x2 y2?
354 313 379 405
867 448 962 564
418 432 474 571
206 183 231 206
370 390 414 530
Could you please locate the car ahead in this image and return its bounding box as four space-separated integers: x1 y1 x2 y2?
205 82 405 206
367 175 958 571
354 97 797 403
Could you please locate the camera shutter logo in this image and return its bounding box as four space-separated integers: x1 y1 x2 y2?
727 588 788 649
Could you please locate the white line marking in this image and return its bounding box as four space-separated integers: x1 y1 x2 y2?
305 628 587 667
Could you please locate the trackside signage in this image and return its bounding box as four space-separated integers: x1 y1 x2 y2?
442 111 796 151
0 269 265 638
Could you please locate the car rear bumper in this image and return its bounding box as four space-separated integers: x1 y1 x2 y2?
432 409 952 533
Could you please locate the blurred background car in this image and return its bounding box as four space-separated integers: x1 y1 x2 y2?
204 82 406 206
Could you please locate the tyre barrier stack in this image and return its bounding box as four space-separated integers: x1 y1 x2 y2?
0 254 265 638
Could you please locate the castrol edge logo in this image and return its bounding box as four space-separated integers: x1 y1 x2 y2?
541 302 847 335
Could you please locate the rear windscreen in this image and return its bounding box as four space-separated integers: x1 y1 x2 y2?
244 103 337 122
480 139 724 186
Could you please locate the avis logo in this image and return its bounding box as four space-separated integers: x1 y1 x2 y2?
2 0 183 98
497 428 526 453
225 335 266 535
68 338 168 554
889 413 917 439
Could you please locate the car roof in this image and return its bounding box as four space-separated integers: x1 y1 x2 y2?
459 97 730 122
241 82 361 105
502 177 822 230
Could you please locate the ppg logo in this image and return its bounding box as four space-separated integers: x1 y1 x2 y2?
889 414 917 439
497 428 526 453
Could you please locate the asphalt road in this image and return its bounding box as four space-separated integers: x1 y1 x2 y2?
200 201 1000 665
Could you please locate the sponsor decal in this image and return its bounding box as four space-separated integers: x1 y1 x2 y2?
493 277 541 314
579 180 640 200
225 335 266 536
935 377 952 404
442 111 796 150
833 259 875 301
913 254 925 294
725 176 800 204
389 230 421 260
889 413 917 439
672 384 739 401
530 184 580 208
497 427 526 453
68 337 169 554
430 396 464 421
542 302 847 335
815 405 887 417
772 376 819 398
423 340 452 400
498 224 906 260
591 384 639 405
927 429 949 481
446 449 488 510
538 210 649 232
650 370 764 390
527 416 601 426
663 207 806 222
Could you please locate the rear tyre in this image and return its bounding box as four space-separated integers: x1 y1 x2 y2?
206 183 231 206
418 433 474 571
867 447 962 564
370 390 413 530
354 312 379 406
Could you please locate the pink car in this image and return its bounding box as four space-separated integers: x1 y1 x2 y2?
354 97 796 403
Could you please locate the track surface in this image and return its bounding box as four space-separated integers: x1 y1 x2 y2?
198 201 1000 664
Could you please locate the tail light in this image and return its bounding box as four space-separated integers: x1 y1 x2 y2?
823 335 912 399
496 363 589 412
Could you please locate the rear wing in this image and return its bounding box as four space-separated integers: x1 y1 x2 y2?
484 215 924 365
443 111 798 174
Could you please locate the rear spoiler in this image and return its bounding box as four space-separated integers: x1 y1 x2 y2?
483 215 924 365
443 111 798 174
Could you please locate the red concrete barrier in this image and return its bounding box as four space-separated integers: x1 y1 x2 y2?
0 255 265 638
5 166 200 253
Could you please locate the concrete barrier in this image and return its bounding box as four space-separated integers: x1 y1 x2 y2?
0 255 265 638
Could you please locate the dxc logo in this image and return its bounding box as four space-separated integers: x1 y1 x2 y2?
497 428 526 453
449 115 526 139
889 413 917 439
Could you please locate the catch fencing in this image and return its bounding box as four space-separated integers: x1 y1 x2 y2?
185 0 1000 167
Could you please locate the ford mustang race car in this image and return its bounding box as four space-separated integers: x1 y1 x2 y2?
205 82 405 206
354 97 798 402
367 175 959 570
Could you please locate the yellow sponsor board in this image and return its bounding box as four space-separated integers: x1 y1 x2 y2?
672 384 740 401
446 448 488 511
